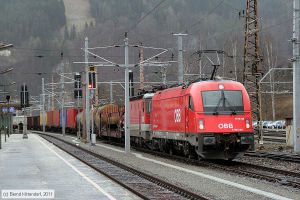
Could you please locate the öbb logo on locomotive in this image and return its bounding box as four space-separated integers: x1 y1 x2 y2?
218 123 234 129
174 109 181 123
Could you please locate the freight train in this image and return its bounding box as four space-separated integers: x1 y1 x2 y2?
27 80 254 160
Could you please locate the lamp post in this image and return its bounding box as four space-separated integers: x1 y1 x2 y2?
0 77 15 145
0 44 13 50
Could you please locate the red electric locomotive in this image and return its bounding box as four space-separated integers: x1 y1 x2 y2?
130 93 154 141
150 80 253 159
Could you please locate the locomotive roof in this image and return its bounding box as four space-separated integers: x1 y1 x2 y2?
153 80 245 99
143 93 155 99
130 93 155 101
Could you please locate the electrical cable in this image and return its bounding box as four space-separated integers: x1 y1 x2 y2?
128 0 168 34
112 0 168 46
187 0 225 33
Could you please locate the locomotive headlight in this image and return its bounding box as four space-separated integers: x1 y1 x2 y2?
199 119 204 130
218 84 224 90
246 119 250 129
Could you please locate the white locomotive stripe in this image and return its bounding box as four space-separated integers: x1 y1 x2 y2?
133 153 292 200
33 135 117 200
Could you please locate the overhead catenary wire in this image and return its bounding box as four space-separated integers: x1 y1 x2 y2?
201 10 296 43
113 0 169 46
137 0 244 46
186 0 226 33
128 0 168 34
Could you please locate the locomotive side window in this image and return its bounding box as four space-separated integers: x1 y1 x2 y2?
188 96 194 111
145 99 152 113
202 90 244 115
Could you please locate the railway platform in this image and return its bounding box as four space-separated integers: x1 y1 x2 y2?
0 133 140 200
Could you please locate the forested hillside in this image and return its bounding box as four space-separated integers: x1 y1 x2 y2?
0 0 67 101
1 0 292 84
88 0 291 47
84 0 292 69
0 0 66 44
72 0 292 83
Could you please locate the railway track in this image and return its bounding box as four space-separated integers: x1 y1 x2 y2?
134 147 300 189
38 133 210 200
245 151 300 164
227 161 300 188
99 139 300 189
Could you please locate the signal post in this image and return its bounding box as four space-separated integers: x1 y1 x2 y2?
82 37 98 145
84 38 90 143
74 73 82 139
21 83 29 139
88 65 97 146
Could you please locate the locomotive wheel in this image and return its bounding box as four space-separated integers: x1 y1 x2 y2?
197 155 203 161
167 141 173 155
183 142 191 157
183 143 196 159
158 141 164 152
187 150 196 159
188 154 194 159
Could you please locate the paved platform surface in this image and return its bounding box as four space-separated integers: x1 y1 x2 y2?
0 133 140 200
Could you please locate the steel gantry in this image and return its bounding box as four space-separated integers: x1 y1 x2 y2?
243 0 263 138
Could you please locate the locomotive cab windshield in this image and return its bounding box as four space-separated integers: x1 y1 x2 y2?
202 90 244 115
